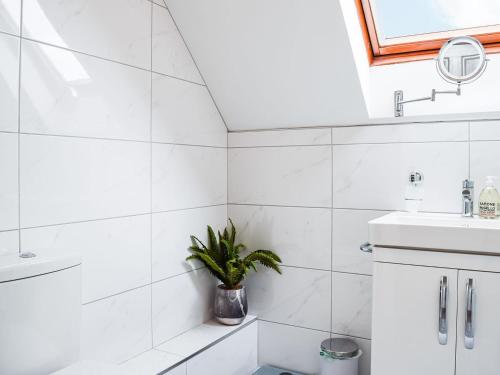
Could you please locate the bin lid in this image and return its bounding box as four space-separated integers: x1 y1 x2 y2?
320 338 359 359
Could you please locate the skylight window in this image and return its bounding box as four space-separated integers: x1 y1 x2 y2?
357 0 500 65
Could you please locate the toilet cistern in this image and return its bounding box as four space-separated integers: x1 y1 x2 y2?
462 179 474 217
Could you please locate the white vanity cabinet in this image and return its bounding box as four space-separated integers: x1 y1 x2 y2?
369 212 500 375
455 270 500 375
371 263 458 375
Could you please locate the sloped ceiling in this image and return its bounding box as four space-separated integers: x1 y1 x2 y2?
166 0 369 131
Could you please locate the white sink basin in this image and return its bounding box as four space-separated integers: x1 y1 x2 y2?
369 212 500 254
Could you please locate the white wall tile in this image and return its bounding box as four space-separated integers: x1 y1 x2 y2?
166 363 187 375
332 209 386 275
470 141 500 212
229 204 331 270
152 4 202 83
20 135 150 227
21 40 151 141
186 322 258 375
0 0 20 35
229 146 332 207
332 272 372 339
0 33 19 132
22 215 151 303
22 0 151 69
152 73 226 146
332 122 468 144
152 269 216 346
81 285 152 364
152 144 226 212
333 142 468 212
331 333 371 375
470 120 500 141
152 205 226 281
258 321 326 374
152 0 167 7
229 128 331 147
245 266 331 331
0 133 18 231
120 349 184 375
0 230 19 255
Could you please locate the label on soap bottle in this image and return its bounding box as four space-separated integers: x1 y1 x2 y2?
479 201 497 219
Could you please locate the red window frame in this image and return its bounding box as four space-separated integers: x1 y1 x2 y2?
356 0 500 66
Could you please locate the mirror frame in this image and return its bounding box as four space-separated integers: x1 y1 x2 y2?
437 36 487 84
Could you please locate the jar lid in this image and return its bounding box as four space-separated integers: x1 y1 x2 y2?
320 338 359 359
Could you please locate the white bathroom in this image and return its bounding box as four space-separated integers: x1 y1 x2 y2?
1 0 500 374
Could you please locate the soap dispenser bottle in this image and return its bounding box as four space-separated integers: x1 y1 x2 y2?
479 176 500 219
405 171 424 213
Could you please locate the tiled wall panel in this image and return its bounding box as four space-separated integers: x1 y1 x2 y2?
0 0 227 366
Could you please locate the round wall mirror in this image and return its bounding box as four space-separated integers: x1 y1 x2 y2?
437 36 487 84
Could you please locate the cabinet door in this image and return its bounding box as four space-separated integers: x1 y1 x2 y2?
371 262 457 375
456 270 500 375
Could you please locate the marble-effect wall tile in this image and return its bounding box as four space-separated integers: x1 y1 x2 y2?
229 204 331 270
0 33 19 132
0 0 21 35
22 215 151 303
81 285 152 364
21 40 151 141
245 266 331 331
152 4 202 83
152 205 227 281
22 0 151 69
333 142 467 212
332 272 372 339
152 144 227 212
229 146 332 207
0 133 18 231
152 73 225 146
152 269 216 346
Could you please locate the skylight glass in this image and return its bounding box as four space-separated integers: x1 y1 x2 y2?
369 0 500 46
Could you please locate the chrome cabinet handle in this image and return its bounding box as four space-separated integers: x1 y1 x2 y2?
359 242 373 253
465 278 475 350
438 276 448 345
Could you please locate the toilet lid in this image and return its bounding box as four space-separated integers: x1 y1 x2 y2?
0 252 81 283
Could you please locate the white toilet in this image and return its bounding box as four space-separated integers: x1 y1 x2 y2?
0 251 82 374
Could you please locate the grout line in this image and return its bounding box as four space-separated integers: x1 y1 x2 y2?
280 264 331 273
258 319 372 341
228 203 463 215
330 132 334 337
16 204 226 231
228 118 500 133
228 202 332 210
332 270 372 277
229 143 332 149
228 140 469 149
82 283 151 306
16 131 226 148
20 35 204 86
152 266 206 286
149 0 154 350
163 3 230 133
17 0 23 254
468 122 471 179
0 29 20 39
151 69 205 87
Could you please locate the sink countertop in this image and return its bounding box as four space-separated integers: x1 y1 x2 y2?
369 211 500 254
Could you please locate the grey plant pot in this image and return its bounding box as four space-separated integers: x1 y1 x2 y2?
214 284 248 325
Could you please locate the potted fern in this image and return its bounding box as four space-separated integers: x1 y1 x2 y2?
186 219 282 325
